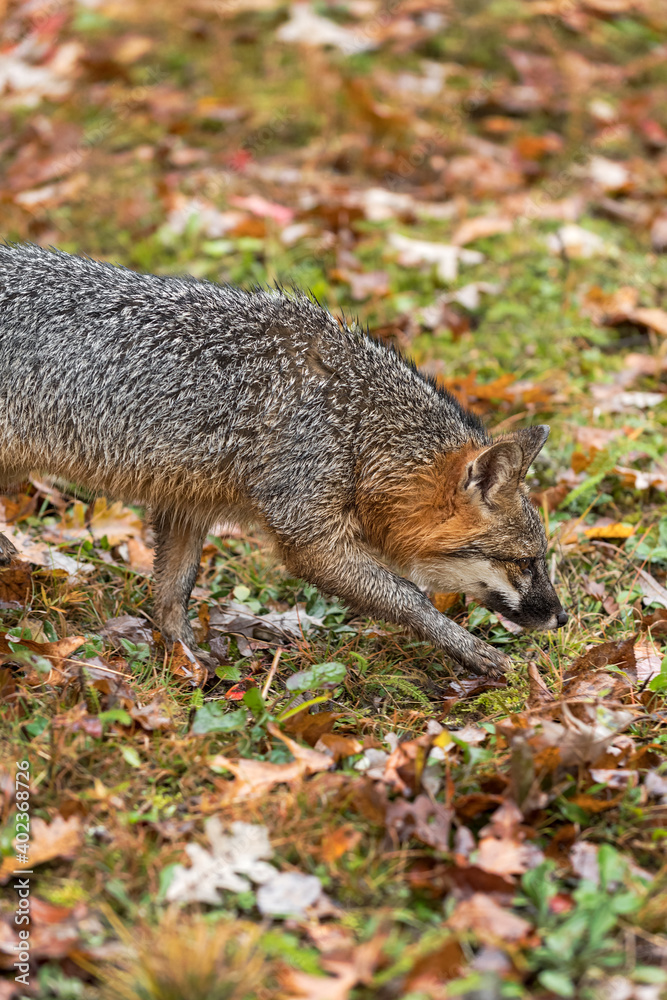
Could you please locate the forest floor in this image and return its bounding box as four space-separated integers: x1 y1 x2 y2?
1 0 667 997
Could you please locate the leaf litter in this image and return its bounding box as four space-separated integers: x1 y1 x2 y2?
2 0 667 996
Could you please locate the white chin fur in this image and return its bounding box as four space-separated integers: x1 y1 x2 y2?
409 556 522 612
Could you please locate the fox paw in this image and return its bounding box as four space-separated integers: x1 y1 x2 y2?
463 642 512 679
0 533 18 566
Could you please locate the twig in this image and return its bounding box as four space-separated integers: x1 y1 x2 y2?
261 648 281 699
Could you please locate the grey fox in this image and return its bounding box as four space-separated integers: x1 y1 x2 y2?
0 244 566 677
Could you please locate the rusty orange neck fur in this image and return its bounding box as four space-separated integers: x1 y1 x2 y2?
356 445 489 568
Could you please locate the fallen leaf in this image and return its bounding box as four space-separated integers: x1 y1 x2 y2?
52 702 103 738
636 568 667 609
205 723 333 805
382 733 433 796
451 215 512 245
315 733 363 761
1 525 93 580
0 632 86 685
581 285 667 338
584 522 634 539
99 614 156 649
431 591 461 612
447 893 532 943
476 834 544 876
282 709 342 746
280 966 357 1000
276 3 378 53
588 155 632 192
129 698 174 731
166 641 208 686
634 641 663 684
615 466 667 492
44 498 143 546
388 233 484 283
209 602 323 643
547 224 608 257
165 819 278 904
0 815 82 881
581 576 619 616
321 825 362 864
404 938 464 993
347 270 390 301
229 194 294 226
256 871 323 917
0 561 32 606
570 841 600 885
635 607 667 637
386 795 453 851
123 537 154 574
527 661 556 707
632 307 667 338
453 792 505 820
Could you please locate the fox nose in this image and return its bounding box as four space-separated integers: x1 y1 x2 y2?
556 610 568 627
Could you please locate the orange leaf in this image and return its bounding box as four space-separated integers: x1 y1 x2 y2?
321 825 362 864
432 592 460 612
583 523 634 539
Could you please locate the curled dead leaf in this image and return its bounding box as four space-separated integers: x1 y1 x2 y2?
447 893 532 943
0 815 82 882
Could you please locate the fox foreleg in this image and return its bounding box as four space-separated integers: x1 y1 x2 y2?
286 540 512 678
152 512 207 648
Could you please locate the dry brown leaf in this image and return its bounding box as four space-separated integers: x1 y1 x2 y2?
386 795 453 851
280 936 384 1000
476 836 543 876
0 815 82 881
453 792 505 820
280 966 357 1000
321 825 362 864
166 641 208 687
514 133 563 161
404 938 464 993
129 698 174 731
632 307 667 338
52 702 103 738
447 893 532 943
451 215 512 245
0 561 32 606
635 607 667 637
527 661 556 707
315 733 364 761
581 285 667 337
282 709 342 747
205 723 333 805
616 466 667 492
44 498 143 546
382 733 432 796
569 790 625 813
125 537 154 574
0 633 87 685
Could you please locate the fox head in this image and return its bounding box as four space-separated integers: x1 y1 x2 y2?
361 425 567 631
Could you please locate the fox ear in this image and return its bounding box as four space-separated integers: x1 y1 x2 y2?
464 439 524 503
463 426 549 504
513 424 550 478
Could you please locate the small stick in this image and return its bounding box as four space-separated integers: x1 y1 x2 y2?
261 648 282 700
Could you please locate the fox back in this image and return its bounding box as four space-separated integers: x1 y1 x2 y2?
0 243 566 674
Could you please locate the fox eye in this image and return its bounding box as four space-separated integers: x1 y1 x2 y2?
516 558 533 575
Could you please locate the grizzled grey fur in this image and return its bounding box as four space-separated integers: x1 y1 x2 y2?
0 244 566 677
